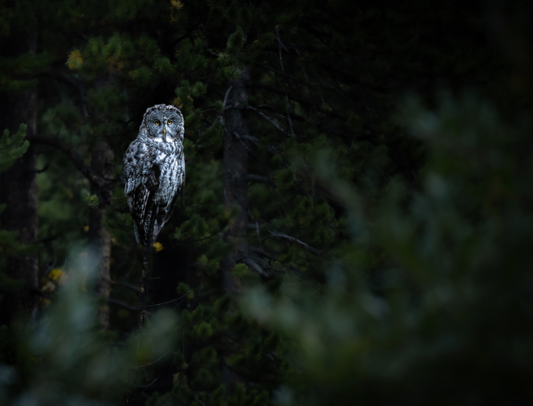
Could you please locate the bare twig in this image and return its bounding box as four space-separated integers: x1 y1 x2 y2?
144 291 191 309
223 85 233 111
275 28 294 136
254 220 265 252
267 230 324 256
109 299 137 312
248 245 276 260
134 350 172 370
247 106 289 136
242 257 272 278
136 377 159 388
193 393 208 406
232 131 256 155
110 280 141 293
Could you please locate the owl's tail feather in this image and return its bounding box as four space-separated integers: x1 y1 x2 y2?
134 208 160 247
134 222 151 246
134 206 170 247
134 222 143 246
134 220 154 247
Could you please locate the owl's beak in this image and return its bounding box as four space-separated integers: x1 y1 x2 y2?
163 128 166 135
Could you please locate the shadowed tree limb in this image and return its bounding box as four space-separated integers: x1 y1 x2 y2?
26 134 107 189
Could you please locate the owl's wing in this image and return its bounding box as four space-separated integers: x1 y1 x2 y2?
121 139 160 246
122 139 151 195
129 185 153 245
163 187 180 223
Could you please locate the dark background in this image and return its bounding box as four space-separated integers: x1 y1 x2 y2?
0 1 532 405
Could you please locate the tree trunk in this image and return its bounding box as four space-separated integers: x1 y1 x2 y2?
222 67 250 296
0 89 39 325
221 67 250 386
89 140 114 329
0 16 39 324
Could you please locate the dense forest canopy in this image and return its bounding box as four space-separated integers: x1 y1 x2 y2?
1 0 532 405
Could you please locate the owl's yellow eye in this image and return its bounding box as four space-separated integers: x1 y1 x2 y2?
168 120 172 125
155 120 161 126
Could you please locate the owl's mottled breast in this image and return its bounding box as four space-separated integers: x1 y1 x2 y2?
151 139 184 207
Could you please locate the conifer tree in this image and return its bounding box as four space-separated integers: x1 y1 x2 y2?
0 125 33 319
0 0 51 324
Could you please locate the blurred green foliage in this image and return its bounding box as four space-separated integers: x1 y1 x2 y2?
0 125 28 173
0 246 177 406
0 124 33 306
244 91 533 406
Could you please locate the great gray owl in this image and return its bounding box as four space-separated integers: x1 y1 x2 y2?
121 104 185 246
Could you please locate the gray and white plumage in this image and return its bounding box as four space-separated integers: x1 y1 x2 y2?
121 104 185 246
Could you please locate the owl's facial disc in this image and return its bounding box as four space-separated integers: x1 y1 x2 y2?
144 107 182 141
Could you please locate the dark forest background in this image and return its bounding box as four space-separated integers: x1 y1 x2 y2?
1 0 533 405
